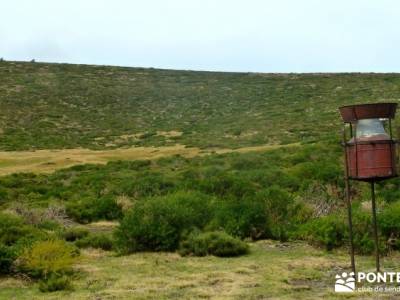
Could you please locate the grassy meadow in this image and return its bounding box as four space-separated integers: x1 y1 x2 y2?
3 239 400 300
1 61 400 299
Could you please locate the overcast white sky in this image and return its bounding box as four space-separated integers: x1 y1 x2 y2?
1 0 399 72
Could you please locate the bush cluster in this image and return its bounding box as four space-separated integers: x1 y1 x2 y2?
0 244 17 274
379 201 400 239
0 213 78 292
0 213 45 246
296 214 346 251
115 191 211 253
296 203 400 254
114 186 307 254
179 231 248 257
66 196 123 223
0 213 49 275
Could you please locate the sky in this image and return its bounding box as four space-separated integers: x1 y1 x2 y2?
1 0 400 72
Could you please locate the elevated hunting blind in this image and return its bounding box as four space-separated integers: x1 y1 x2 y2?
339 102 398 276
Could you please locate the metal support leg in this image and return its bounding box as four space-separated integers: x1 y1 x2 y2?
343 127 356 275
345 177 356 275
370 181 380 273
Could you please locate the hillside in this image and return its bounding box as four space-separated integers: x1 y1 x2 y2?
2 61 400 298
1 61 400 151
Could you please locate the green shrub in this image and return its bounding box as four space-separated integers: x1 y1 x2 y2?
75 233 113 251
37 220 62 231
0 213 46 247
121 172 175 198
114 191 212 253
93 196 122 221
260 186 300 241
209 197 268 239
209 186 300 241
0 244 17 274
297 214 346 251
62 227 90 242
179 231 248 257
377 180 400 203
297 206 383 254
38 273 71 292
0 213 25 245
65 200 93 224
18 240 77 279
380 201 400 238
351 208 376 255
198 171 256 198
66 196 123 223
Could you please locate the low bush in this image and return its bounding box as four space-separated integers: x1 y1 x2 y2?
18 239 77 279
120 172 175 198
38 273 71 292
62 227 90 242
0 244 17 274
179 231 249 257
114 191 212 253
209 186 301 241
197 170 256 199
296 214 346 251
377 180 400 203
66 196 123 223
0 213 26 245
380 201 400 239
0 213 46 247
37 220 62 231
259 186 301 241
75 233 113 251
209 197 268 239
351 208 376 255
297 205 386 254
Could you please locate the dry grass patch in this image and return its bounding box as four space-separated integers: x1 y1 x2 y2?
84 221 118 234
156 130 183 138
0 143 299 175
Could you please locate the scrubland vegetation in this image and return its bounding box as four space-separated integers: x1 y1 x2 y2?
1 61 400 298
1 141 400 297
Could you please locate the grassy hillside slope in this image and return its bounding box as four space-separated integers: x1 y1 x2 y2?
2 61 400 298
1 61 400 151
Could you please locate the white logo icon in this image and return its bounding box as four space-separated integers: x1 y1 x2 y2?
335 272 355 292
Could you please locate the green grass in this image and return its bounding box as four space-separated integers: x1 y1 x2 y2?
1 61 400 150
0 240 398 299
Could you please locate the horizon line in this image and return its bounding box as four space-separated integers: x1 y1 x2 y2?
3 59 400 75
